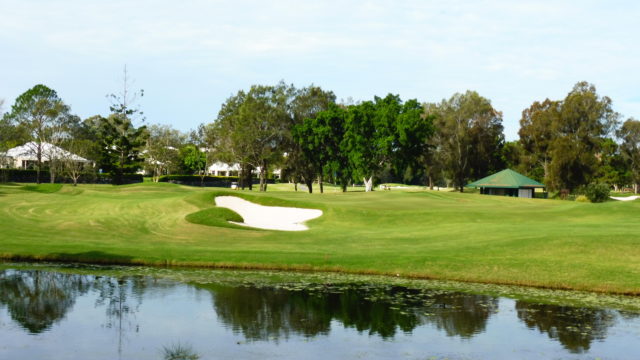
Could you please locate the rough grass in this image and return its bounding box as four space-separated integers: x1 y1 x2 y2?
1 182 640 294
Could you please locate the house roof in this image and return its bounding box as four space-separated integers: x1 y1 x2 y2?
208 161 241 172
466 169 545 189
5 142 90 162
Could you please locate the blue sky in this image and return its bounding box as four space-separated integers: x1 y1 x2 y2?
1 0 639 140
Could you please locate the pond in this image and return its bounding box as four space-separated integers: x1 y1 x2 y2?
1 263 639 359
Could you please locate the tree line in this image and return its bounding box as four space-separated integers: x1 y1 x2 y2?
2 79 640 194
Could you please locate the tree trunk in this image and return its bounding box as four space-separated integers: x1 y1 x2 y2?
428 175 434 190
319 174 324 194
305 179 313 194
294 182 298 191
341 183 347 192
364 177 373 192
36 144 42 184
240 165 245 190
259 160 267 191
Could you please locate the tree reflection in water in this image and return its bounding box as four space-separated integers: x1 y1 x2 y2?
207 283 498 341
0 269 155 358
92 276 148 357
515 301 617 353
0 269 91 334
4 267 633 356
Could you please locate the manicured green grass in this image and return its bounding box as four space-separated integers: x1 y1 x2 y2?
0 182 639 294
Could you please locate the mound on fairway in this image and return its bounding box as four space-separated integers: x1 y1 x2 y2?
214 196 323 231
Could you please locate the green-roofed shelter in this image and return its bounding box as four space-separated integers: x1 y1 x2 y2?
466 169 545 198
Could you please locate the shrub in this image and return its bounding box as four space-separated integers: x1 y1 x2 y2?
575 195 590 203
584 183 610 203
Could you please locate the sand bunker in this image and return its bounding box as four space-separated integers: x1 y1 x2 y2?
610 195 640 201
214 196 323 231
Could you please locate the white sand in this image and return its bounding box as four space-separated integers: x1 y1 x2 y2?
610 195 640 201
214 196 323 231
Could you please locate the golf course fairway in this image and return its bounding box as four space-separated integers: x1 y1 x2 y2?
1 182 639 295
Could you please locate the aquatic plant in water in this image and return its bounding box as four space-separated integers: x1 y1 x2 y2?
162 342 199 360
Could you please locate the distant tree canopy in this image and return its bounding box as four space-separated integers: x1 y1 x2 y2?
3 79 640 194
518 82 620 192
212 82 293 191
92 114 148 184
144 124 185 181
618 118 640 192
2 84 74 183
425 91 504 192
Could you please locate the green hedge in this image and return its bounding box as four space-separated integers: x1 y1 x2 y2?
0 169 143 185
157 174 275 187
158 175 239 182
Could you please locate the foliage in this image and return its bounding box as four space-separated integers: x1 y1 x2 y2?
144 124 185 181
547 82 619 192
60 139 97 186
594 138 628 190
294 104 352 192
575 195 589 203
93 115 148 185
2 84 73 183
518 99 559 181
282 86 336 193
500 141 523 173
426 91 504 192
583 183 610 203
343 94 435 192
179 144 206 175
618 118 640 193
213 82 293 191
343 99 385 191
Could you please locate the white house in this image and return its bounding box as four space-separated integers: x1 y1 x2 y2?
208 162 241 176
2 142 91 169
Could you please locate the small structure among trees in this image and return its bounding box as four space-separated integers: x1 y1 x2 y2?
466 169 545 198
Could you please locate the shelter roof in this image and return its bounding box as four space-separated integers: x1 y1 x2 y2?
466 169 545 189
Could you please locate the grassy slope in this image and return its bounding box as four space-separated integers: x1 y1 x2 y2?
0 182 639 294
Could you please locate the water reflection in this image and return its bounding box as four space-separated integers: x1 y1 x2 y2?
0 269 91 334
1 267 640 360
207 284 498 341
515 301 616 353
